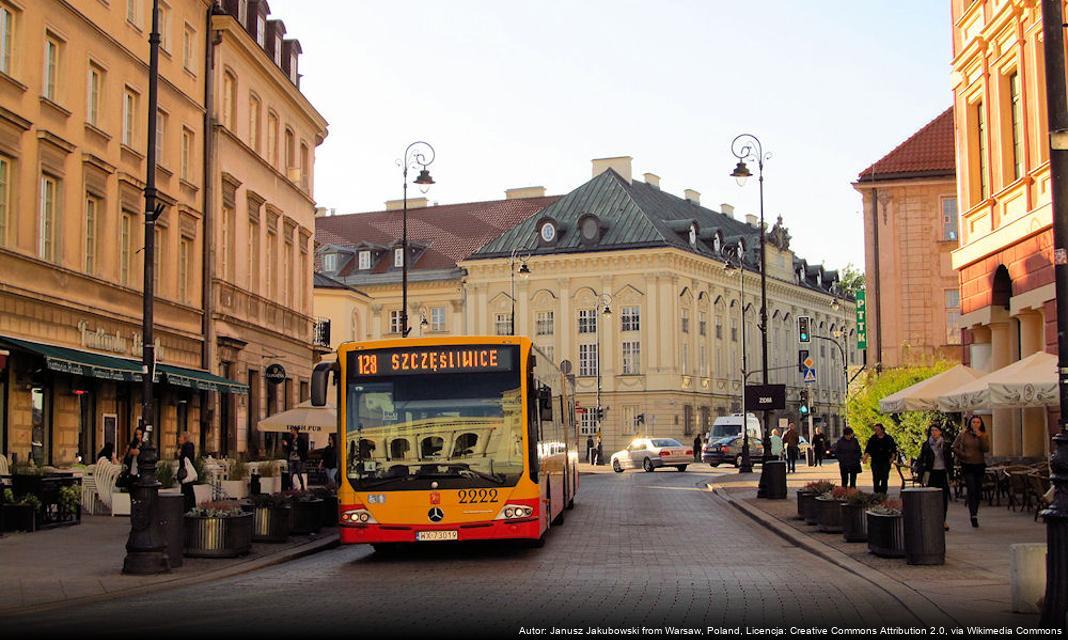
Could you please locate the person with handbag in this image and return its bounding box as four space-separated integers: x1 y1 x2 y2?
283 426 308 491
118 426 144 489
177 431 197 511
917 423 954 531
953 415 990 528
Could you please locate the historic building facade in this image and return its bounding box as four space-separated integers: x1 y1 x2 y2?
855 108 962 368
949 0 1059 456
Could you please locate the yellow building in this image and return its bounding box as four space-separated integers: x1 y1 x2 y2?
0 0 325 466
948 0 1061 457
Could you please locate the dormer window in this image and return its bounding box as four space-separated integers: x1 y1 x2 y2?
322 253 338 273
358 250 371 270
712 233 722 253
256 14 266 47
394 248 404 268
274 35 282 65
816 272 823 287
536 217 559 246
577 213 604 246
797 268 805 283
688 223 698 247
289 52 298 83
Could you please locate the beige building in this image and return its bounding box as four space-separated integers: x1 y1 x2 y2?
855 108 962 368
0 0 325 466
316 157 859 454
949 0 1060 456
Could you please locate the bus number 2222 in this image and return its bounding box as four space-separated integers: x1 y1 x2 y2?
458 489 499 504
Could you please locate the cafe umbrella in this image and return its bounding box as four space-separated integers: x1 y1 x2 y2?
257 400 337 448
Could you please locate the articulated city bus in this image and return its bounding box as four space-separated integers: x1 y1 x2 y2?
310 336 578 550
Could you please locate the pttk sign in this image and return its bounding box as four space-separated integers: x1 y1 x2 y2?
855 290 868 351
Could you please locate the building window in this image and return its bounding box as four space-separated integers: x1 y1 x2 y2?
389 310 403 334
267 112 278 167
221 71 236 130
578 308 597 334
430 306 446 332
43 36 59 101
38 174 58 262
256 13 266 47
322 252 337 272
0 5 13 75
699 345 707 376
158 3 170 51
495 313 512 336
283 237 293 306
621 406 639 435
730 318 738 342
267 228 277 297
126 0 141 26
945 289 961 346
681 309 690 333
622 341 641 375
393 247 403 268
715 316 723 340
976 100 988 200
120 212 133 285
680 343 689 374
248 94 261 152
1009 71 1024 181
942 197 958 241
182 25 195 71
181 127 194 181
579 410 597 436
535 310 554 336
86 64 103 127
285 128 295 171
289 51 298 84
299 142 309 190
358 250 371 270
0 156 9 247
248 219 259 293
123 88 138 146
221 205 235 281
620 306 640 332
84 195 99 274
155 110 166 164
699 311 707 336
578 343 598 377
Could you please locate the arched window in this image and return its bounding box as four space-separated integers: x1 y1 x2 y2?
453 433 478 457
389 438 410 460
420 436 444 458
358 438 376 458
221 70 237 130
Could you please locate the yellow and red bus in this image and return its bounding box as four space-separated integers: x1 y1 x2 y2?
310 336 578 550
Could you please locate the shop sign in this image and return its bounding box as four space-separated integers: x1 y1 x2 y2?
77 320 165 360
265 363 287 384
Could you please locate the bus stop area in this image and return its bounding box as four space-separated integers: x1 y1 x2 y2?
0 514 337 616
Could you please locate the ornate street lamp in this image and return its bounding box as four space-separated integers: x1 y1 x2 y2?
723 244 752 473
398 141 435 337
509 248 531 336
595 292 612 462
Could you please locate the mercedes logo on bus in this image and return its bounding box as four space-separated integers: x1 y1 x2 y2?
427 508 444 523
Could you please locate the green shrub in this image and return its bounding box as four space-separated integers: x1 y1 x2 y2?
193 456 207 484
230 457 248 481
156 460 176 488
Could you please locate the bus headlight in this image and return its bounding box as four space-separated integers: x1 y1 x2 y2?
495 504 534 520
341 509 377 525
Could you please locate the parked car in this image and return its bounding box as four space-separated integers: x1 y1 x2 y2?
702 435 765 467
706 413 762 444
611 438 692 472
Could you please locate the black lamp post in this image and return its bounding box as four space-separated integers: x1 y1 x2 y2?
595 293 612 458
509 248 530 336
399 141 435 337
730 134 772 493
123 0 169 575
723 245 753 473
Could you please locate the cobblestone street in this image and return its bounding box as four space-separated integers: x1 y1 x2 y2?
3 468 946 636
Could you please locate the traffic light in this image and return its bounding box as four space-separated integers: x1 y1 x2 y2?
798 349 810 373
798 315 811 343
799 389 810 416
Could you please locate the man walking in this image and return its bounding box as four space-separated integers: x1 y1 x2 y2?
783 422 800 473
586 435 595 465
812 427 827 467
693 434 703 462
864 423 897 495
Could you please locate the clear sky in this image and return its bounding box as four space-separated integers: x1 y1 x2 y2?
269 0 952 271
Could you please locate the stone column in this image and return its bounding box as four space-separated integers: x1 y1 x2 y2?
990 318 1016 457
1020 311 1049 457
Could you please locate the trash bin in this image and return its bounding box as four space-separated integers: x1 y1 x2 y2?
158 493 185 568
762 461 787 500
902 487 944 565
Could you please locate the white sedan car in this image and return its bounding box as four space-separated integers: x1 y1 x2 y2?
611 438 693 473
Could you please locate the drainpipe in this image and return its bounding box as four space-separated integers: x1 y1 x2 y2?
201 3 219 448
870 185 883 369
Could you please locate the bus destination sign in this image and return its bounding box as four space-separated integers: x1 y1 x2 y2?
349 346 516 377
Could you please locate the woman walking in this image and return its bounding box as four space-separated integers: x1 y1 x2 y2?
953 415 990 528
833 427 862 488
177 431 197 511
918 424 954 531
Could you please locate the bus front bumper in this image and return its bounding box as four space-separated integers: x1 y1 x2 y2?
340 517 541 544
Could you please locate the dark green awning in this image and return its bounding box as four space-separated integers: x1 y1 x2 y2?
159 364 248 394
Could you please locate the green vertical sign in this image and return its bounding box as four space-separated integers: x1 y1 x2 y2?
855 290 867 350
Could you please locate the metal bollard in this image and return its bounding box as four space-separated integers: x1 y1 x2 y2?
157 493 185 568
902 487 945 565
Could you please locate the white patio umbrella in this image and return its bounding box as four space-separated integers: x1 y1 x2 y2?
937 351 1058 412
878 364 982 413
257 400 337 447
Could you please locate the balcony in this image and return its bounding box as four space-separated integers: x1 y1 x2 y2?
213 279 313 343
313 318 331 348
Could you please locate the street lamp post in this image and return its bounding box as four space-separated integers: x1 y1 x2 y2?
123 0 169 575
730 134 773 494
724 246 752 473
399 142 435 338
509 248 531 336
595 293 613 463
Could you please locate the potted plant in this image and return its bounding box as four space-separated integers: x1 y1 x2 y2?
286 490 324 535
802 480 834 525
221 458 249 499
312 486 338 528
841 489 874 543
2 489 40 532
184 500 253 558
256 461 278 495
866 498 905 558
156 459 178 493
243 492 291 542
815 485 848 534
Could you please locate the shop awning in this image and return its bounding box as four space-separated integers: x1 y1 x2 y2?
878 364 982 413
258 400 336 447
937 351 1058 412
158 364 248 394
0 336 142 381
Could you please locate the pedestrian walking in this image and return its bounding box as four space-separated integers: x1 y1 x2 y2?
812 427 827 467
863 423 897 496
833 427 862 488
283 426 308 491
783 422 800 473
770 429 783 461
586 435 595 465
952 415 990 528
693 434 703 462
595 435 604 466
177 431 197 511
917 423 954 531
320 433 338 487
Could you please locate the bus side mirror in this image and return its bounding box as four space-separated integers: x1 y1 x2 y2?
311 361 335 407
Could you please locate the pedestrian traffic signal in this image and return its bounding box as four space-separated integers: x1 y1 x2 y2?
798 316 811 343
798 349 809 373
799 389 810 416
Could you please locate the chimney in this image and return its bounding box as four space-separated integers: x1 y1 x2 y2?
643 173 660 189
746 213 758 227
720 203 735 219
385 197 428 211
684 189 700 205
591 156 632 183
315 207 328 218
330 208 336 217
505 186 547 200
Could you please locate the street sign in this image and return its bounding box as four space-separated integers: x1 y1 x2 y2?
855 290 867 350
803 356 815 370
745 384 786 411
803 367 817 384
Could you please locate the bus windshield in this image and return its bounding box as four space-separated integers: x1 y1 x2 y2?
345 361 525 492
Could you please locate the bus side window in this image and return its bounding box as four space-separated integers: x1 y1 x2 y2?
527 375 540 482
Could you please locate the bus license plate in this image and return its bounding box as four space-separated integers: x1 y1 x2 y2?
416 530 458 542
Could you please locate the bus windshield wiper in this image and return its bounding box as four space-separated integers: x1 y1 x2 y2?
409 462 507 485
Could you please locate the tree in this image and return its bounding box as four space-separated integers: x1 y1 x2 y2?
836 263 865 298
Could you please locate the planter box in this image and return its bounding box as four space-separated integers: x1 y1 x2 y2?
220 480 248 500
866 511 905 558
290 499 323 534
2 504 37 532
795 490 816 521
243 504 291 542
841 503 868 543
12 474 81 529
183 512 253 558
815 497 843 533
803 494 820 525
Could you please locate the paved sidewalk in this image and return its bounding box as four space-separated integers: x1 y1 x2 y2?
0 514 338 615
707 460 1046 626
